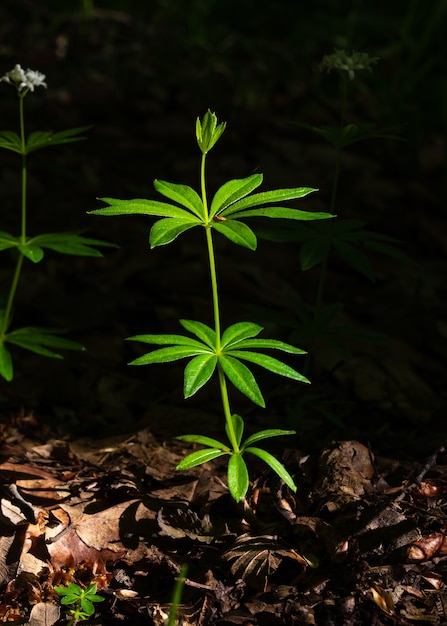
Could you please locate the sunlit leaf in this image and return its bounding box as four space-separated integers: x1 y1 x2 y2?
129 345 206 366
149 217 200 247
220 322 263 349
219 355 265 407
226 413 244 448
154 180 205 219
127 333 208 349
180 319 216 349
92 198 193 219
184 353 218 397
176 448 227 470
245 446 297 492
228 207 332 221
222 187 317 215
227 349 309 383
212 219 257 250
233 338 306 353
176 433 230 450
210 174 263 218
242 429 296 448
228 454 249 501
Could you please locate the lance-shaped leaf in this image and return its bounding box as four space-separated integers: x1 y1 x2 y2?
149 217 200 248
180 320 216 349
5 327 84 358
226 414 244 449
184 353 218 397
18 244 44 263
228 454 249 502
229 206 333 221
0 343 13 381
129 345 208 366
0 131 22 153
127 333 208 349
0 231 19 251
242 428 296 447
176 433 230 451
176 448 227 470
220 322 263 349
25 126 90 154
28 232 115 257
229 337 306 353
245 446 297 492
209 174 263 218
227 349 309 383
91 198 193 219
221 187 318 216
219 355 265 407
211 219 257 250
154 180 205 220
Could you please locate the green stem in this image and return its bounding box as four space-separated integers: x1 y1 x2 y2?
0 93 27 339
200 152 239 453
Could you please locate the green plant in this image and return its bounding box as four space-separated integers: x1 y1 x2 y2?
90 110 332 501
54 582 105 625
167 564 188 626
0 64 113 381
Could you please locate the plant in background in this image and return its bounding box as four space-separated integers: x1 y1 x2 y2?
54 582 104 625
90 110 332 501
256 50 411 368
0 64 113 381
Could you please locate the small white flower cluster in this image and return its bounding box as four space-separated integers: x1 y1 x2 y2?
320 50 379 81
0 64 47 93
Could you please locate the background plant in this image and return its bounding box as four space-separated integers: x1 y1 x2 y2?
90 110 332 501
0 64 113 382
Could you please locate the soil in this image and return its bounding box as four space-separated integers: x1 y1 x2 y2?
1 3 447 624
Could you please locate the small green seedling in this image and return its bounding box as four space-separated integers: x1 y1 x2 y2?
0 64 114 381
54 582 104 625
91 110 332 501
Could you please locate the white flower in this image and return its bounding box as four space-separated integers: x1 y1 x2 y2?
0 63 47 92
320 50 379 81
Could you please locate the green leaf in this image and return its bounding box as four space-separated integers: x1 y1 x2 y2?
220 322 263 349
212 219 257 250
226 413 244 448
299 237 332 270
0 130 22 153
0 343 13 381
184 353 218 397
154 180 205 219
242 429 296 448
5 327 84 358
127 333 209 350
0 231 19 251
176 433 230 451
227 454 249 501
180 319 216 349
209 174 263 218
196 110 226 154
245 446 297 492
176 447 227 470
149 217 200 248
222 187 317 215
333 240 374 281
219 355 265 407
228 207 332 222
25 126 90 153
91 198 194 219
129 345 207 366
29 232 115 257
233 338 306 353
18 244 44 263
54 583 82 597
227 350 310 383
80 599 95 616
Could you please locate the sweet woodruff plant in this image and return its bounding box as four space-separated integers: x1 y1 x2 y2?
91 111 333 501
0 65 112 381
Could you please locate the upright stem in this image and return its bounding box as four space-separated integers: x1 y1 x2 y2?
0 93 27 338
200 151 239 453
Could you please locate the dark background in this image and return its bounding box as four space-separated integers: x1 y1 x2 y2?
0 0 446 458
